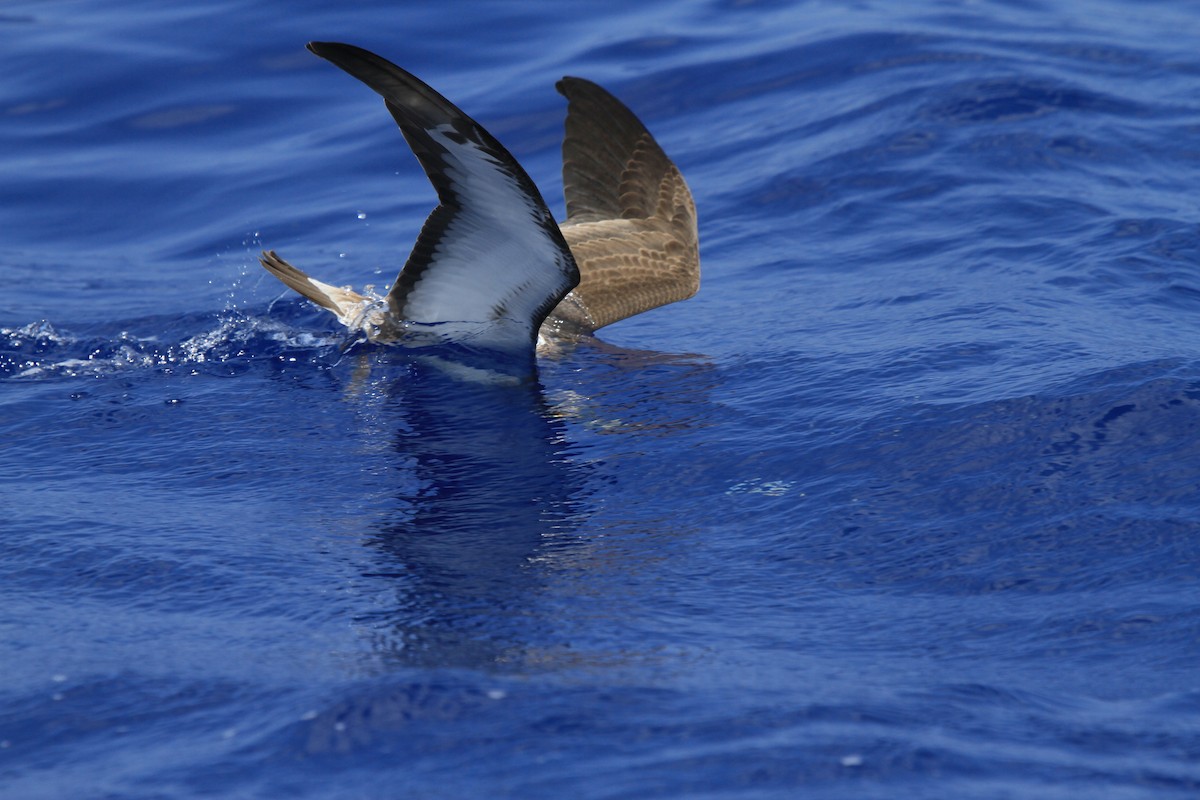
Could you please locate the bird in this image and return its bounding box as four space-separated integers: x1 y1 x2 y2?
260 41 698 355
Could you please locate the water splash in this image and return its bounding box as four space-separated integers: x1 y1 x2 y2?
0 309 341 380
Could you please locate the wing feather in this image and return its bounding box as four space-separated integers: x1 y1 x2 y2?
307 42 580 348
552 77 699 331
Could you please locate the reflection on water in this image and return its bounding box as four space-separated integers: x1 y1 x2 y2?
346 350 588 670
285 341 723 759
330 340 717 674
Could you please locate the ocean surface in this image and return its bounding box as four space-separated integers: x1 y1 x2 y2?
3 0 1200 797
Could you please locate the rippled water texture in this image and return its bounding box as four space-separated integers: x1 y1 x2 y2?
3 1 1200 797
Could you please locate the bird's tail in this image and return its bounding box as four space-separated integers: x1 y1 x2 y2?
259 250 371 327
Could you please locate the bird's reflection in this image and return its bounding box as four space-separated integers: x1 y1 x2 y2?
330 335 717 674
344 348 587 669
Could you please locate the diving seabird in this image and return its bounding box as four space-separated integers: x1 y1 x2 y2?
260 42 698 352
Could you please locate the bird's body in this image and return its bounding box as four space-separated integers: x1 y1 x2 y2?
261 42 698 354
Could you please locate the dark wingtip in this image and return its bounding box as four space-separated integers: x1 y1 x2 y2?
307 41 388 68
307 41 368 63
306 41 339 56
556 76 597 98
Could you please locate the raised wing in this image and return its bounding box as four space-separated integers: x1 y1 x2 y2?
307 41 580 348
554 77 699 331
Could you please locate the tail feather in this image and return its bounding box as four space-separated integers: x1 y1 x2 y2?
258 250 369 325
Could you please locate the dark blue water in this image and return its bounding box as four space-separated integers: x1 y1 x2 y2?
3 1 1200 797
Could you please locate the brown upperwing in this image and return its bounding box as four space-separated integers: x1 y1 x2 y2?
554 77 699 331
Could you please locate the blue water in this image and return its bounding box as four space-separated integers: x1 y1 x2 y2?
3 0 1200 797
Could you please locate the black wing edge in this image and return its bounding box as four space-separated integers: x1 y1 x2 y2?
305 42 579 334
